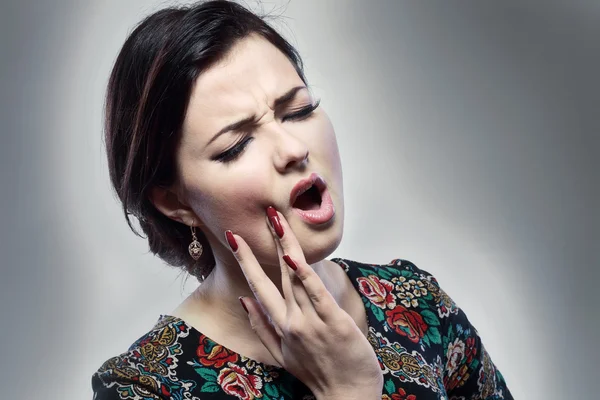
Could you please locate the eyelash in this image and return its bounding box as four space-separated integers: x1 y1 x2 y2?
215 100 321 163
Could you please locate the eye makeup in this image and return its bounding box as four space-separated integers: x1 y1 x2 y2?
213 100 321 163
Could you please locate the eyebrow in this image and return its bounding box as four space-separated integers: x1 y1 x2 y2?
207 85 308 145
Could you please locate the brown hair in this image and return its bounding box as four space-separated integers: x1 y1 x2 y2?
104 0 307 280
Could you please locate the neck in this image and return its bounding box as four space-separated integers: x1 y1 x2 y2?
171 254 362 356
186 255 335 330
197 256 332 316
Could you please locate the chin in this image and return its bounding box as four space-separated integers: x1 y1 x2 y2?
300 211 344 266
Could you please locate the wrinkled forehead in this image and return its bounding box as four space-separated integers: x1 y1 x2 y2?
182 35 308 142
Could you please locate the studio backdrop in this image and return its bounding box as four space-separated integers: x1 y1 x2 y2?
0 1 598 399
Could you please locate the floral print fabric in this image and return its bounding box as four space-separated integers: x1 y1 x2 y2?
92 258 512 399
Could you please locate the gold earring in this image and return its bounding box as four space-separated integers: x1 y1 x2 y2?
188 224 203 260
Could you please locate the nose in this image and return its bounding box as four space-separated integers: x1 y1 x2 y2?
272 129 310 173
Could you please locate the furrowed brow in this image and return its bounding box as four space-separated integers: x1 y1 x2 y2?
272 85 307 109
208 86 308 145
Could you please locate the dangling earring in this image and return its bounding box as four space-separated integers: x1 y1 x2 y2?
188 224 203 260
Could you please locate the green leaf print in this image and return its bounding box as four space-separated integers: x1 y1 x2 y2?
280 385 292 398
376 267 393 280
358 267 373 277
422 333 431 347
194 367 218 382
384 378 396 394
265 383 280 399
427 326 442 344
400 270 415 279
371 304 385 322
200 381 221 392
442 335 449 350
421 309 440 326
418 298 430 309
447 323 455 342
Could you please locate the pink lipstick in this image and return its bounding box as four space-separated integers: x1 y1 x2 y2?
290 173 335 225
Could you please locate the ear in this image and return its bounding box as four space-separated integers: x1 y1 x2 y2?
149 185 199 226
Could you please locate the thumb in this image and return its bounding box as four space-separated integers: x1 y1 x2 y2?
239 296 284 367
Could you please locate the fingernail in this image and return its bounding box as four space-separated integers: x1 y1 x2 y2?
238 296 248 313
283 254 297 271
266 206 284 238
225 230 238 252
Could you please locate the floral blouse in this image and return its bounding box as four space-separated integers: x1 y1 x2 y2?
92 258 513 399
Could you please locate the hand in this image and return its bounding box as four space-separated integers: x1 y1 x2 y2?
225 206 383 400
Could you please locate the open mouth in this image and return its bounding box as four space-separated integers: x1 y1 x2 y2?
289 173 335 225
292 184 323 211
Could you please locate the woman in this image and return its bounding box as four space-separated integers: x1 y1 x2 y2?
92 1 513 399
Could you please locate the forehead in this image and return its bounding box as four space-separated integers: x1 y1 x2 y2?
182 35 306 140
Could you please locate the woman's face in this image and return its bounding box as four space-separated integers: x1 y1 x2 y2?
170 34 344 268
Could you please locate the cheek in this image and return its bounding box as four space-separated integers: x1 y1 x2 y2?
309 116 343 186
185 164 277 256
307 115 340 159
193 176 266 229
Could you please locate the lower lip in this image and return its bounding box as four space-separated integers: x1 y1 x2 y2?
292 188 335 225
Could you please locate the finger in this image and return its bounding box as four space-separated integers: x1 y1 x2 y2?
240 296 284 367
267 210 331 316
282 254 337 320
264 214 301 312
265 210 316 315
227 231 287 325
267 209 338 320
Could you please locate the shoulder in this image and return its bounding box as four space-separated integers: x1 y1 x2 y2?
91 316 197 399
333 256 442 288
333 256 460 319
333 258 513 397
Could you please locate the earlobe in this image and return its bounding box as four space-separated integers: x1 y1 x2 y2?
149 185 198 226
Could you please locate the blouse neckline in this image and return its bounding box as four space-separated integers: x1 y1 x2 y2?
157 257 371 371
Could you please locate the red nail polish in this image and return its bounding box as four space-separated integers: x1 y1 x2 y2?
239 296 248 313
225 230 238 252
266 206 284 238
283 254 297 271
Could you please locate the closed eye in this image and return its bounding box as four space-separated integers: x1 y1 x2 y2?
214 100 321 163
213 136 253 163
281 100 321 123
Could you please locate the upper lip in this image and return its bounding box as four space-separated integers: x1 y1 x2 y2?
290 172 327 206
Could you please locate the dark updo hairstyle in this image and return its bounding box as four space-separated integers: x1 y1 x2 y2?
105 0 308 280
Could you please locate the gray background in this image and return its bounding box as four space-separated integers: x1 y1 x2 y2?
1 0 598 399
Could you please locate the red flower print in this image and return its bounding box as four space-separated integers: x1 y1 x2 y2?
196 335 239 368
382 387 417 400
465 336 477 363
358 275 397 309
217 363 263 400
385 305 428 343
